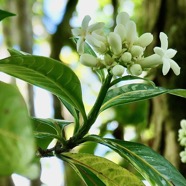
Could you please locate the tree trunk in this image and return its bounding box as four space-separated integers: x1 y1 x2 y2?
143 0 186 175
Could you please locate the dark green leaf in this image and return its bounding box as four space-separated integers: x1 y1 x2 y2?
0 81 39 179
100 83 167 112
0 53 87 120
59 152 144 186
32 118 57 149
0 9 15 21
88 135 186 186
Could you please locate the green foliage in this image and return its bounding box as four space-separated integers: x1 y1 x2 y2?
0 9 15 21
0 52 87 121
60 152 144 186
0 8 186 186
0 81 39 179
87 135 186 186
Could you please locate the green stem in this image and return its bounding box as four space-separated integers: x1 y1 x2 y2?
70 73 113 143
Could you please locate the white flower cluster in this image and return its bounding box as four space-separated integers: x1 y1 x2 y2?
72 12 180 77
178 119 186 163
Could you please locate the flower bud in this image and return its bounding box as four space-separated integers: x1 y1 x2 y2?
139 54 162 68
114 24 126 42
121 52 132 63
80 54 99 67
126 21 137 45
129 64 142 76
108 32 122 56
180 150 186 163
112 64 125 76
181 119 186 130
116 12 130 26
130 45 144 57
104 54 114 66
135 33 153 48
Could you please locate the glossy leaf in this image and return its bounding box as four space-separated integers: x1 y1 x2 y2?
59 152 144 186
0 81 39 179
32 117 70 149
100 83 167 112
88 135 186 186
0 10 15 21
110 75 156 87
0 54 86 120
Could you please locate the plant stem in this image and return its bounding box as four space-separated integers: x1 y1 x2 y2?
69 73 113 145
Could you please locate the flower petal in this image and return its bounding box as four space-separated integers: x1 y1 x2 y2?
71 28 81 36
88 22 104 33
77 37 85 54
169 59 181 75
160 32 168 50
154 47 164 56
162 58 170 75
166 49 177 58
82 15 91 31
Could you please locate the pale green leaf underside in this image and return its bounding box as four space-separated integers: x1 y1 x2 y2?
60 152 144 186
0 81 38 179
88 135 186 186
0 55 86 119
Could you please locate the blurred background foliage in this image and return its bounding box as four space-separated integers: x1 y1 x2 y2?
0 0 186 185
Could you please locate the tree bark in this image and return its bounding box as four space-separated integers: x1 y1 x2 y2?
143 0 186 174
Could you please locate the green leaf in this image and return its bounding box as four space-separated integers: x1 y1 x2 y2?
88 135 186 186
0 53 87 120
168 89 186 98
59 152 144 186
69 163 105 186
0 81 39 179
32 118 72 148
100 83 167 112
110 75 156 87
0 9 15 21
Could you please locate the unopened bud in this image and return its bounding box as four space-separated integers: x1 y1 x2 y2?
130 45 143 57
121 52 132 63
116 12 130 26
80 54 99 67
129 64 142 76
112 64 125 76
104 54 114 66
108 32 122 56
136 33 153 48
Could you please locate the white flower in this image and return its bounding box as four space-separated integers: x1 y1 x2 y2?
154 32 181 75
71 15 104 54
86 32 107 54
